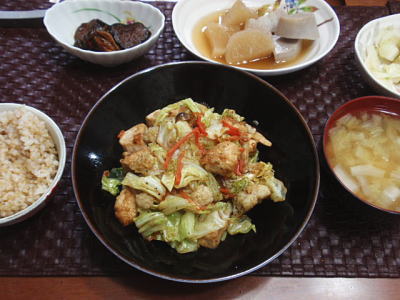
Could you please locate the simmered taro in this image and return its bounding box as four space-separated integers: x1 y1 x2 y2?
74 19 152 52
111 22 151 49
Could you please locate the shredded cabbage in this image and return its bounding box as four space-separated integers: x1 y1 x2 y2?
265 177 287 202
161 172 175 192
171 239 199 253
122 172 166 200
155 98 202 125
202 108 220 127
179 211 196 240
148 142 166 164
175 120 192 139
221 109 244 122
205 173 223 201
101 168 124 196
365 25 400 93
174 162 209 189
135 211 167 237
228 215 256 235
190 202 232 239
230 176 251 194
105 98 287 253
158 195 198 215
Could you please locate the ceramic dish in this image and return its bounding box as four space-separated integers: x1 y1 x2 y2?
355 14 400 98
323 96 400 215
172 0 340 76
72 61 320 282
0 103 66 226
44 0 165 66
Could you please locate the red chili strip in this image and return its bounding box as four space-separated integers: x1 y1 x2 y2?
164 131 194 169
174 150 186 186
195 113 208 136
220 187 235 198
222 120 241 136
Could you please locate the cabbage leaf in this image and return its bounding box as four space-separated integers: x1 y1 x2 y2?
179 211 196 240
228 215 256 235
134 211 167 237
158 195 198 215
101 168 124 196
174 162 209 189
122 172 166 200
221 109 244 122
190 202 232 239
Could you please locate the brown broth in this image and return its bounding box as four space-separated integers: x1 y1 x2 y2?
192 11 314 70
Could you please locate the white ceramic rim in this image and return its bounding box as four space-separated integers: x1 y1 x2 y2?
354 13 400 98
43 0 165 56
0 103 66 226
172 0 340 76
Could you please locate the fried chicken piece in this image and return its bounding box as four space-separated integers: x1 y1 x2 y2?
120 148 156 175
114 187 137 226
234 184 271 214
135 192 156 209
144 126 159 144
145 110 160 126
118 123 148 153
201 141 241 177
190 185 214 207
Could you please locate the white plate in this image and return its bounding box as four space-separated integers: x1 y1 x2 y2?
172 0 340 76
355 14 400 98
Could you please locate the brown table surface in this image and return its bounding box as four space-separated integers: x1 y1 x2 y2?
2 0 400 299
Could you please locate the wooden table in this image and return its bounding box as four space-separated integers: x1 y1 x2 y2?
2 0 400 299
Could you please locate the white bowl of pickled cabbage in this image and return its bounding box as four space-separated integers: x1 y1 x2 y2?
355 14 400 98
323 96 400 214
172 0 340 76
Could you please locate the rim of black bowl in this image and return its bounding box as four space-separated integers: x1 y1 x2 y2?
72 61 320 283
322 95 400 215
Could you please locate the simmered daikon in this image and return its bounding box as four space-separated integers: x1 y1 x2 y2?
204 23 232 58
221 0 257 27
225 29 274 64
193 0 318 69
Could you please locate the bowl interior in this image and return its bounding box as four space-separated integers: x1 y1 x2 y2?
355 14 400 98
172 0 340 76
72 62 319 282
44 0 164 53
323 96 400 214
0 103 66 226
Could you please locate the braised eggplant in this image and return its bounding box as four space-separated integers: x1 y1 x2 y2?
74 19 151 52
111 22 151 49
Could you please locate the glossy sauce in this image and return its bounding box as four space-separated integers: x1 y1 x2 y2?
192 11 314 70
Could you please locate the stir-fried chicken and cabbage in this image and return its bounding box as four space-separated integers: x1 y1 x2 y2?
102 99 287 253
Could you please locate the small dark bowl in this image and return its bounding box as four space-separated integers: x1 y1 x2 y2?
72 61 319 282
323 95 400 215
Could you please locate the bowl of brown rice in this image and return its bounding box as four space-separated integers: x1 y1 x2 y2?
0 103 66 226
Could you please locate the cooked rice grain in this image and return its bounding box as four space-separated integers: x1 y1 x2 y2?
0 108 59 217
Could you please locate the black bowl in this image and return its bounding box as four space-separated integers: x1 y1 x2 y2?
72 61 319 283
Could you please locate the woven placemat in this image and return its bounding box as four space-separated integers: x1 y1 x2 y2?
0 1 399 277
388 0 400 13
